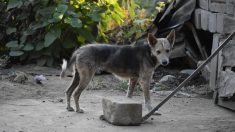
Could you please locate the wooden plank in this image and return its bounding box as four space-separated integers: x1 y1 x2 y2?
217 36 224 77
210 34 220 90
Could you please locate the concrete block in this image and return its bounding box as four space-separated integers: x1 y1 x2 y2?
193 9 202 29
209 0 235 15
229 0 235 5
101 97 142 126
201 9 210 31
216 13 235 33
210 0 226 3
193 8 217 33
226 3 235 15
199 0 209 10
210 3 226 13
216 13 224 33
208 13 217 33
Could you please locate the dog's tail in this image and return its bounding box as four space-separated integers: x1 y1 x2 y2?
60 59 68 79
60 55 76 79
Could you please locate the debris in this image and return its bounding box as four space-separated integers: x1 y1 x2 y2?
57 98 63 103
154 90 196 98
180 69 195 75
152 82 169 91
0 55 10 69
12 71 28 84
159 75 178 84
157 75 179 89
197 60 210 81
218 69 235 98
34 75 46 84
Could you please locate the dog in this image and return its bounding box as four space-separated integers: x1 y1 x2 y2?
60 30 175 113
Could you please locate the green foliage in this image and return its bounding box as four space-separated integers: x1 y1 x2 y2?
106 0 169 44
1 0 167 66
1 0 125 66
106 8 153 44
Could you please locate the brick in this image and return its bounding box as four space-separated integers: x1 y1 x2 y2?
101 97 142 126
216 13 224 33
216 13 235 34
210 3 226 13
194 9 217 33
209 0 235 15
226 3 235 15
198 0 209 10
208 13 217 33
201 9 210 31
210 0 226 3
193 9 202 29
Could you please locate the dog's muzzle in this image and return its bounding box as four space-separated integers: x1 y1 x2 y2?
160 60 169 66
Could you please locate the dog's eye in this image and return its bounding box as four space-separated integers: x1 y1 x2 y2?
156 50 161 54
166 49 170 53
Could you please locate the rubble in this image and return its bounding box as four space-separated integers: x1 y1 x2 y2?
180 69 194 75
153 90 196 98
159 75 177 84
13 71 28 84
218 69 235 98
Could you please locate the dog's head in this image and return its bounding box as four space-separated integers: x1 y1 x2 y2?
147 30 175 66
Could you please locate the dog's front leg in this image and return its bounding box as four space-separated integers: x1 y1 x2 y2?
139 76 152 111
126 78 138 98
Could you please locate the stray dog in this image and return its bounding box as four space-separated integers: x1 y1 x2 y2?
60 30 175 113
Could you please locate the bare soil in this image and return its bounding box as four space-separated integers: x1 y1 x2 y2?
0 65 235 132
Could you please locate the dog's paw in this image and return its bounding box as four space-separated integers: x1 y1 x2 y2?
76 108 84 113
66 107 74 111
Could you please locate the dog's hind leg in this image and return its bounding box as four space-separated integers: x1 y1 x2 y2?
65 69 80 111
126 78 138 98
73 67 95 113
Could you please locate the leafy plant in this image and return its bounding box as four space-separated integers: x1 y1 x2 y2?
105 0 169 44
106 7 153 44
1 0 125 66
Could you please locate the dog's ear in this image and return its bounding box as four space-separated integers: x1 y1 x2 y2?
166 30 175 47
147 33 157 47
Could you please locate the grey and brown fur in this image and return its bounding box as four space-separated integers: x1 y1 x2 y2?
60 30 175 113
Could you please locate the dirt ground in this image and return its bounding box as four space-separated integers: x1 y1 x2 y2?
0 65 235 132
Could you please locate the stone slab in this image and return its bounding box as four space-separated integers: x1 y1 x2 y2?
101 97 142 126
